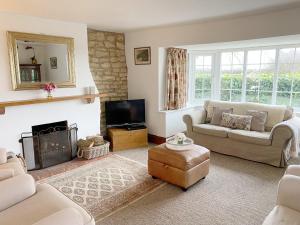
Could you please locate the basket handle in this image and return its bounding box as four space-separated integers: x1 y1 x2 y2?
77 148 83 158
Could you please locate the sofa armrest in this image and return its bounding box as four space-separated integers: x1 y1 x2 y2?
0 169 14 181
183 108 206 135
32 208 84 225
270 124 293 148
277 175 300 212
285 165 300 177
0 174 36 211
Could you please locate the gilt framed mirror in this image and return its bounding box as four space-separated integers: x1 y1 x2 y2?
7 31 76 90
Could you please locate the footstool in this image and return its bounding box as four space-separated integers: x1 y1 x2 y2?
148 144 210 191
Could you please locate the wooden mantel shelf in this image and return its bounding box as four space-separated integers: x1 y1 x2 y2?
0 94 101 115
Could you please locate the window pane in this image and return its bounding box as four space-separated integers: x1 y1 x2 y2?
195 90 202 99
221 90 230 101
232 75 242 89
221 74 231 89
292 93 300 107
277 92 290 105
195 56 203 65
232 52 244 64
203 90 211 99
295 48 300 63
204 56 212 66
293 73 300 92
232 90 242 102
221 52 232 65
261 49 276 64
259 92 272 104
246 90 258 102
277 76 292 92
246 74 259 91
248 50 261 64
260 73 273 91
279 48 295 64
203 74 211 90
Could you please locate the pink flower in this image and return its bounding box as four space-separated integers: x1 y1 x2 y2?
43 82 56 92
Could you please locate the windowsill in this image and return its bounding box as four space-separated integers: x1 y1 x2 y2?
159 104 203 114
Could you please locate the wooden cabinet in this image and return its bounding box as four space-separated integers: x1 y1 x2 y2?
19 64 41 82
108 128 148 151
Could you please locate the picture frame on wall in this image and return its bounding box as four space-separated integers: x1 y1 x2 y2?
50 57 57 69
134 47 151 65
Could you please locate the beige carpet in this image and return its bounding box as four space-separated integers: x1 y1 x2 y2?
38 154 163 222
97 147 300 225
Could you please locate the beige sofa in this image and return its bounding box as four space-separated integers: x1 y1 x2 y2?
183 100 299 167
263 165 300 224
0 150 95 225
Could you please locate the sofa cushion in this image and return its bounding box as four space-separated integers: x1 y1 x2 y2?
0 174 36 212
0 169 14 181
0 158 25 176
228 129 271 146
211 107 233 125
220 113 252 131
204 100 287 130
0 183 94 225
193 124 231 138
32 208 83 225
246 110 268 132
263 205 300 225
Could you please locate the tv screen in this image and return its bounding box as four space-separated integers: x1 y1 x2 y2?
105 99 145 126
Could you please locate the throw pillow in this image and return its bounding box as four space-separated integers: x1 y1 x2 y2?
246 110 268 132
210 107 233 125
220 113 252 130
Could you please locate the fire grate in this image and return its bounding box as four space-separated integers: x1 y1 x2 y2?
20 123 78 170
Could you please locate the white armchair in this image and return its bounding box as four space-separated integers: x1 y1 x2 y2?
263 166 300 225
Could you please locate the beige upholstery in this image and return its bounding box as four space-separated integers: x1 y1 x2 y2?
193 124 231 138
0 148 7 164
0 154 95 225
0 169 14 181
32 208 84 225
183 100 298 167
204 100 289 131
0 156 26 176
263 166 300 225
228 130 271 146
148 144 210 189
0 174 36 211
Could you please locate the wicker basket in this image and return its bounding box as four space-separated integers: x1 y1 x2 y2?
78 141 110 160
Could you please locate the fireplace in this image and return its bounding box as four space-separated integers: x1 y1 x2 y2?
20 121 78 170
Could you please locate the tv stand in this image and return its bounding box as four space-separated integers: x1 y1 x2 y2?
125 124 146 130
107 127 148 151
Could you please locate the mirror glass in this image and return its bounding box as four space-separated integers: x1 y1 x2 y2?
7 32 76 90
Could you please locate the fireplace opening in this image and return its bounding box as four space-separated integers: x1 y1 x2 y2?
20 121 78 170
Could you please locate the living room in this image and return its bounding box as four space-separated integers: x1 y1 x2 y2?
0 1 300 225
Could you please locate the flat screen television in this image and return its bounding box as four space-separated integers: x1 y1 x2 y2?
105 99 145 127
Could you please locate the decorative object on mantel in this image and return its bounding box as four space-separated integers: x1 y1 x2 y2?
77 134 109 160
0 94 101 115
84 86 96 103
166 133 194 151
134 47 151 65
43 82 56 98
25 46 37 64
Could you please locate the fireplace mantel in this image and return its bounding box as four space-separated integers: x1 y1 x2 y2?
0 94 101 115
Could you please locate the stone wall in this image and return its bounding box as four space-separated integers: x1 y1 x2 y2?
88 29 128 134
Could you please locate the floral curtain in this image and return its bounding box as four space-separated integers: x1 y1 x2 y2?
165 48 187 110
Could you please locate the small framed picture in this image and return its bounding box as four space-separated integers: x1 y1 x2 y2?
134 47 151 65
50 57 57 69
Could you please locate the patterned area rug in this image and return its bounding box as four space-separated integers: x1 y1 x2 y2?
38 154 164 222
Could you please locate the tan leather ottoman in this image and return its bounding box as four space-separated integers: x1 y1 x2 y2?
148 144 210 191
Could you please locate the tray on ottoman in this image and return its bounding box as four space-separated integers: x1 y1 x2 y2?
148 143 210 190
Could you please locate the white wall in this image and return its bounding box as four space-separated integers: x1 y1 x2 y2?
0 12 100 153
125 7 300 137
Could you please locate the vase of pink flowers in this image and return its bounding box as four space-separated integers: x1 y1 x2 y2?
43 82 56 98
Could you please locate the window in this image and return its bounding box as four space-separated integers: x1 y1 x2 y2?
220 51 244 102
189 54 213 104
189 45 300 110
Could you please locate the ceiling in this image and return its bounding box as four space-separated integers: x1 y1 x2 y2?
1 0 300 32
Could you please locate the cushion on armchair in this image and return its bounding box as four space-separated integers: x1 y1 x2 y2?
0 174 36 211
0 169 14 181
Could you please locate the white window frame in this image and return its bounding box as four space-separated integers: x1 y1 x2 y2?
188 43 300 111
